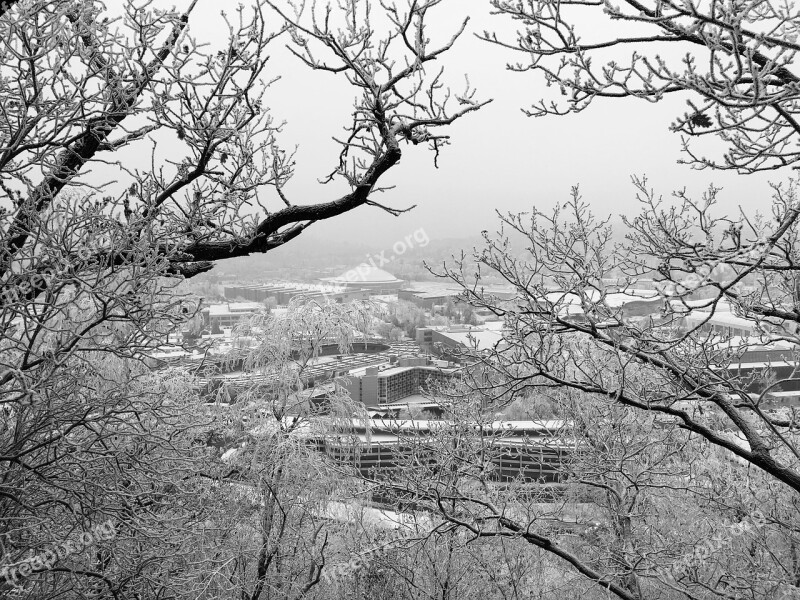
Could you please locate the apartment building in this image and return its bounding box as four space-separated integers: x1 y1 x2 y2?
343 358 460 405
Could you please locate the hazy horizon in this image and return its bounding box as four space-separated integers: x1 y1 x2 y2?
177 0 777 252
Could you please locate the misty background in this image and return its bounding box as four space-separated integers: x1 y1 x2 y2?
172 0 777 273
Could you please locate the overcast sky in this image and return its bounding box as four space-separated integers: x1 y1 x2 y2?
185 0 777 253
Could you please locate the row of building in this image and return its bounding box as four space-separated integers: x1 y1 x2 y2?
416 323 505 355
560 293 800 407
398 286 516 311
224 264 518 314
222 265 407 303
223 283 371 305
312 419 571 485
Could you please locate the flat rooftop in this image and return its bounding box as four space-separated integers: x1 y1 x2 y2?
207 302 263 315
374 364 460 377
432 327 504 350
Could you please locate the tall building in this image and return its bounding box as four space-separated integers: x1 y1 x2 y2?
343 358 460 405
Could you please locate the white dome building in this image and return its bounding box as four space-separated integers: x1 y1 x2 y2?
320 263 405 295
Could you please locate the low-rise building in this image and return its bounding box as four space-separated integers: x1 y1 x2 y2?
681 302 799 339
416 324 505 355
320 264 405 295
399 284 516 310
314 419 571 484
203 301 263 330
398 289 453 310
224 282 370 304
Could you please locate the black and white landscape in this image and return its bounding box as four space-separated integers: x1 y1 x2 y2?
1 1 799 599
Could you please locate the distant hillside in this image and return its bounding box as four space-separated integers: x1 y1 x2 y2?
203 234 371 282
189 220 635 285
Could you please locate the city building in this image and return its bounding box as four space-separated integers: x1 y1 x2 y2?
399 283 517 311
342 357 461 405
314 419 571 484
319 264 405 295
224 282 370 304
416 323 505 355
203 301 263 330
398 289 453 310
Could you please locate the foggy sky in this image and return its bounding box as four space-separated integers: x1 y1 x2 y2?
187 0 776 253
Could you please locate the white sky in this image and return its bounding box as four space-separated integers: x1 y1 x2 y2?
183 0 777 251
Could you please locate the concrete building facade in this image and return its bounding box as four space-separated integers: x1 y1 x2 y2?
343 358 461 406
203 302 263 330
224 283 370 305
